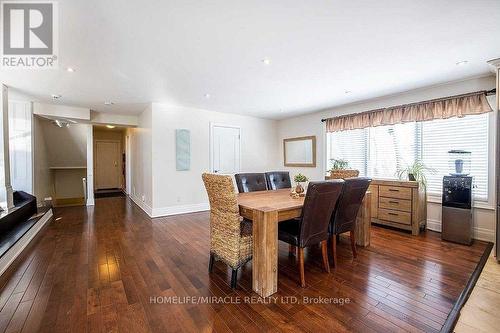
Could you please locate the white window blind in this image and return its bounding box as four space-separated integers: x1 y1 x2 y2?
367 123 418 179
327 128 367 176
421 113 489 200
327 113 490 201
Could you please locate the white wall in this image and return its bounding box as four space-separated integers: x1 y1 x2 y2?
127 103 279 217
40 119 87 167
128 105 153 215
33 103 90 121
150 104 279 216
277 75 497 241
90 111 138 127
33 116 51 205
33 117 89 202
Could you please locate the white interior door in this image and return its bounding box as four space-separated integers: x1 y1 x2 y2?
95 141 121 190
211 125 240 174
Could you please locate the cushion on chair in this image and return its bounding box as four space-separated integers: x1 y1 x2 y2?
234 173 268 193
265 171 292 190
278 218 301 246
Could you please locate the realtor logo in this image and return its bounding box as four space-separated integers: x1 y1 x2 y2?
1 1 58 68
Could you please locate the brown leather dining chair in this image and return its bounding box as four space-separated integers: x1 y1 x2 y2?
234 173 268 193
265 171 292 190
329 177 371 267
278 180 344 287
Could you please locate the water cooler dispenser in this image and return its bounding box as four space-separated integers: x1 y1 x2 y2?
441 150 473 245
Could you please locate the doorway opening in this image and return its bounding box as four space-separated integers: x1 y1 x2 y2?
93 126 126 198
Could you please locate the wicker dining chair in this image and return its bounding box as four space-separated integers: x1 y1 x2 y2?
202 173 253 288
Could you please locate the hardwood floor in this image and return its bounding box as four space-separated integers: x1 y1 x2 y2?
0 197 489 332
455 250 500 332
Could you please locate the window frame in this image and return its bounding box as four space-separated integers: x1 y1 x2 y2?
326 112 493 205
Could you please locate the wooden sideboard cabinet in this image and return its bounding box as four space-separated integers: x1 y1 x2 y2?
369 179 426 235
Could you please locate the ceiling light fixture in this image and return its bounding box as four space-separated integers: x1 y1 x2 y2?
344 90 352 94
456 60 468 66
52 119 70 128
106 125 116 129
66 67 75 72
51 94 62 100
104 101 114 106
262 58 271 65
204 93 211 99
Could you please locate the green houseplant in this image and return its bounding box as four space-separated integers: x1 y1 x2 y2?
328 158 359 179
294 173 308 195
330 158 349 170
396 160 435 188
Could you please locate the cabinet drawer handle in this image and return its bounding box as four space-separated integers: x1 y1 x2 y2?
389 201 399 204
388 189 399 192
388 212 399 216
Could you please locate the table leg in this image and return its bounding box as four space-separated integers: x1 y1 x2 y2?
355 192 372 247
252 208 278 297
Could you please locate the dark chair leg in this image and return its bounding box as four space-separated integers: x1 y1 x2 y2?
230 268 238 288
350 230 357 258
331 234 337 267
298 247 306 287
321 240 330 273
289 244 296 257
208 253 215 272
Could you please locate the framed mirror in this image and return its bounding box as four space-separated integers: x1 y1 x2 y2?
283 136 316 167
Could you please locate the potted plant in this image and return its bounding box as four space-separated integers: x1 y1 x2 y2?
396 160 435 188
329 158 360 179
294 173 308 195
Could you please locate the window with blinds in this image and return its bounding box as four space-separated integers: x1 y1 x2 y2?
327 128 367 176
326 113 490 201
367 122 418 179
421 113 489 200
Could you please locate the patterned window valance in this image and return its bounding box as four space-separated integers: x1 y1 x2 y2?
324 90 493 132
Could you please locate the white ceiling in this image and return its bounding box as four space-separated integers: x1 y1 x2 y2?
1 0 500 119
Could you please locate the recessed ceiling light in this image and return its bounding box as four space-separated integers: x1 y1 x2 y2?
204 93 211 99
66 67 75 72
104 101 114 106
106 125 116 129
262 58 271 65
51 94 61 100
456 60 468 66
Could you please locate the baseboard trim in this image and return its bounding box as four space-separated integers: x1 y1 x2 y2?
152 203 209 218
0 209 53 277
129 194 153 217
426 218 495 242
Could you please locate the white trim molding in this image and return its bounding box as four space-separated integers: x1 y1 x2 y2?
129 193 153 217
426 218 495 242
129 194 209 218
0 209 53 276
152 203 209 218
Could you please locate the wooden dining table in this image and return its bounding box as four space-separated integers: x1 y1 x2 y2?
238 188 371 297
